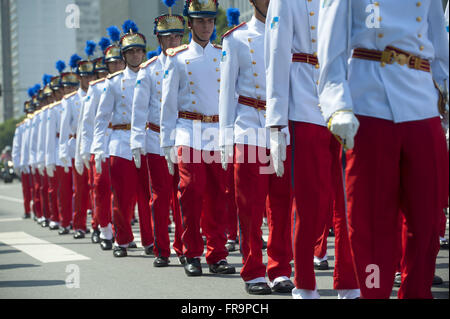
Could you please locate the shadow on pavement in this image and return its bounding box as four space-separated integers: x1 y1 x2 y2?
0 280 66 288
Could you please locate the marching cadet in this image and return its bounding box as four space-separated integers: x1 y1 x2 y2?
131 0 185 267
219 3 294 295
160 0 236 277
46 61 80 235
264 0 360 299
80 27 126 250
36 75 55 228
28 86 44 224
93 20 154 258
12 100 34 219
60 49 96 239
318 0 449 299
46 73 66 230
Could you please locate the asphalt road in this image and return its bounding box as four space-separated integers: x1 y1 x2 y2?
0 179 448 300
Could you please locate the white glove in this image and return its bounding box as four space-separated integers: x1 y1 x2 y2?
269 128 287 178
81 153 91 170
220 145 234 171
132 148 145 169
328 111 360 150
46 164 56 178
60 156 70 173
163 146 175 176
37 163 45 176
75 159 84 175
94 153 106 174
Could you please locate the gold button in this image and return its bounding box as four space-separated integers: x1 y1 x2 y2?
310 12 315 16
418 34 422 38
416 17 422 22
311 39 316 43
420 45 424 51
188 72 192 75
192 101 196 104
158 91 161 94
313 52 317 57
311 26 316 30
254 73 258 77
217 79 221 82
250 49 254 54
157 81 160 85
257 95 261 100
248 38 252 43
416 2 421 7
122 87 125 90
381 62 386 67
190 81 194 85
216 68 219 72
316 80 319 85
374 2 379 6
378 33 384 38
160 99 162 102
378 16 382 22
213 58 217 62
122 112 126 115
122 95 125 99
191 91 195 94
252 61 256 65
315 64 320 69
186 60 190 64
156 72 159 76
255 85 260 89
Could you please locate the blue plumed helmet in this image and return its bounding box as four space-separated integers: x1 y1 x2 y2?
98 37 111 54
184 0 219 18
226 8 240 27
154 0 185 36
77 41 96 76
69 54 82 71
107 25 121 44
85 40 97 59
120 20 147 53
56 60 66 74
105 26 123 63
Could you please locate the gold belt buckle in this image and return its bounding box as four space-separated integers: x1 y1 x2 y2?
393 52 410 66
202 115 214 123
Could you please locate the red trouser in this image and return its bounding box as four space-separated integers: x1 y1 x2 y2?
91 155 112 228
56 166 73 228
234 144 293 282
314 140 359 290
47 173 59 223
147 153 182 257
177 146 229 264
171 165 184 257
290 122 334 290
31 171 42 218
346 116 447 299
109 156 153 247
39 172 51 220
21 173 32 215
72 159 90 231
226 168 238 242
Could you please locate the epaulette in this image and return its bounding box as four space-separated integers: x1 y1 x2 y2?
26 114 33 120
166 44 189 57
222 22 247 39
89 77 106 86
107 69 124 79
212 43 222 50
140 56 158 69
64 91 77 100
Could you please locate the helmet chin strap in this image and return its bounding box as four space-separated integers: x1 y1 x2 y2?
251 0 266 19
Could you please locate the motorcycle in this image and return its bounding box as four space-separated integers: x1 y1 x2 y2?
0 160 15 183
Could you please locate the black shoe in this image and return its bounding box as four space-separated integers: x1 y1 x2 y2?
73 230 85 239
393 273 402 287
153 257 170 267
58 227 70 235
179 256 187 265
245 282 272 295
440 238 449 249
131 218 137 226
22 214 31 219
91 229 101 244
85 228 90 234
33 215 37 222
225 241 237 252
209 260 236 274
128 241 137 249
184 258 202 277
271 280 295 293
100 239 113 250
49 223 59 230
262 238 267 250
113 246 127 257
168 225 172 233
203 236 207 245
433 275 443 286
144 245 154 255
41 219 49 227
314 260 329 271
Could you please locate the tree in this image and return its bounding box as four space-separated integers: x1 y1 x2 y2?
0 116 24 152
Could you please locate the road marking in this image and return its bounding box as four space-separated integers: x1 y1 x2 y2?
0 194 23 204
0 231 90 263
0 218 22 223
